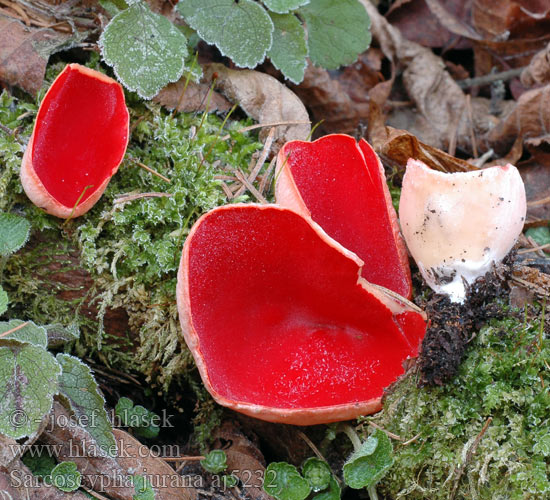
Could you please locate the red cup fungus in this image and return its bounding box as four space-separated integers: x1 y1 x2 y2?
21 63 129 218
275 134 412 299
177 204 426 425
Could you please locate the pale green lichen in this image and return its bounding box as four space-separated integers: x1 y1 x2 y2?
364 307 550 499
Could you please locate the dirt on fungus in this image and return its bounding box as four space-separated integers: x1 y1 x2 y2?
416 253 515 386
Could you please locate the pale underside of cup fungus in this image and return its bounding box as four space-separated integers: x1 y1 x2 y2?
399 159 527 303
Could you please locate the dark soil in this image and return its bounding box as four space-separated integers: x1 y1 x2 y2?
416 253 515 386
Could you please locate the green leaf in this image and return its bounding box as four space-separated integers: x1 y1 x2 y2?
312 476 341 500
51 462 82 493
0 213 30 257
263 0 310 14
99 0 188 99
178 0 274 68
264 462 311 500
201 450 228 474
525 226 550 247
267 13 308 84
22 448 57 479
115 396 134 425
0 320 47 348
302 457 331 492
45 323 80 349
133 474 155 500
0 287 8 316
533 430 550 457
0 340 61 439
343 430 394 489
299 0 371 70
223 474 239 488
56 354 117 458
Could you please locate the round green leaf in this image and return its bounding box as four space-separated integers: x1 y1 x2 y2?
51 462 81 492
343 430 394 489
299 0 371 69
179 0 274 68
302 457 331 492
312 476 341 500
100 0 188 99
0 213 30 257
525 226 550 247
201 450 228 474
263 0 310 14
223 474 239 488
267 12 308 83
264 462 311 500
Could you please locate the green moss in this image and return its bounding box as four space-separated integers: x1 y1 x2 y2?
0 63 263 392
366 307 550 499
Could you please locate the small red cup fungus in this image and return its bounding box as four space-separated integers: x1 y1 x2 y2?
21 64 129 218
275 134 412 299
177 204 426 425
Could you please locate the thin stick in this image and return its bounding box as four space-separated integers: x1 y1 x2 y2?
0 321 30 339
527 195 550 207
366 421 402 441
518 244 550 255
81 486 110 500
157 455 205 462
450 417 492 500
456 67 525 89
220 120 311 140
297 431 326 461
233 127 275 199
466 94 478 158
402 432 422 446
114 192 172 204
234 170 268 203
259 157 276 195
132 159 171 183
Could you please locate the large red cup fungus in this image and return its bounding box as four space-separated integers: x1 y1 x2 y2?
177 204 426 425
21 64 129 218
275 134 412 299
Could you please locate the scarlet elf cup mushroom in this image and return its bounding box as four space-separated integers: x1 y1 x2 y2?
275 134 412 299
177 204 426 425
21 64 129 218
399 159 527 303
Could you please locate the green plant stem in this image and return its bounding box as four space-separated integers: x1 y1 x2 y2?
342 424 361 451
367 485 379 500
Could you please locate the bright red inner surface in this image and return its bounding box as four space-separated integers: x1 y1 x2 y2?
284 136 410 297
187 207 425 409
32 66 128 208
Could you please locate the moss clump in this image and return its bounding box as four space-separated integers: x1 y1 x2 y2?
0 63 263 390
368 307 550 499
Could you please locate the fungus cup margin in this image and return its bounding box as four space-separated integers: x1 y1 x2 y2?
177 204 426 425
20 63 129 219
275 134 412 299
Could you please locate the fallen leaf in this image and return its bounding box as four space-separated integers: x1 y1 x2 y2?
202 63 311 151
212 421 271 500
386 0 475 48
518 155 550 225
471 0 550 75
154 78 232 113
0 14 86 95
521 41 550 86
487 85 550 153
373 126 479 173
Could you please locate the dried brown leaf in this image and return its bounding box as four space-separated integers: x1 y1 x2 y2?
203 63 310 151
0 14 85 95
387 0 475 48
373 126 479 173
154 79 232 113
521 41 550 86
212 421 270 500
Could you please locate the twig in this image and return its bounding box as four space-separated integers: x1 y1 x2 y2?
527 195 550 207
114 192 172 204
219 120 311 140
450 417 492 500
234 170 268 203
0 321 29 339
81 486 110 500
259 157 276 195
233 127 275 199
466 94 478 158
297 431 326 462
132 159 171 183
402 432 422 446
456 67 525 89
518 243 550 255
153 455 205 462
366 421 403 441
